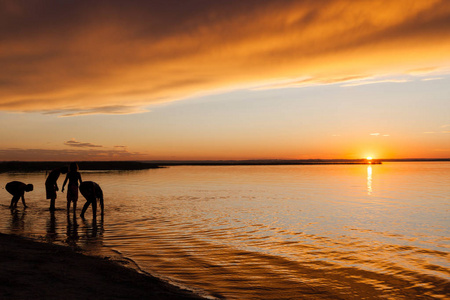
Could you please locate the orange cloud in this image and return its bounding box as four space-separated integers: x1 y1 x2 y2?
64 139 103 148
1 0 450 115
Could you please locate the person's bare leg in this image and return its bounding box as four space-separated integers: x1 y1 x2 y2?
92 199 97 220
9 196 17 209
72 201 77 217
80 200 91 219
50 198 56 211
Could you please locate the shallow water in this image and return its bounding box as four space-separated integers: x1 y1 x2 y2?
1 163 449 299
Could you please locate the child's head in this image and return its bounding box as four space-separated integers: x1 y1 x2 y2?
69 162 79 172
25 184 33 192
60 166 69 174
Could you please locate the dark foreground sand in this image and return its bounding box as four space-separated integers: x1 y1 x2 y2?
0 233 205 300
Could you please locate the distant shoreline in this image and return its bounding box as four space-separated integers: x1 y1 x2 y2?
1 158 448 172
148 159 384 166
145 158 449 166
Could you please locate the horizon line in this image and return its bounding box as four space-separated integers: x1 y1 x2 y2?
1 158 449 163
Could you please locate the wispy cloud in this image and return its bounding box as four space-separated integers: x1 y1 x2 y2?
423 130 449 134
45 106 150 117
406 67 440 75
341 79 410 87
64 139 103 148
255 75 371 90
1 0 450 115
421 77 443 81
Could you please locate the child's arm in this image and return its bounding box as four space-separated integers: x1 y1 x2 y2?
62 174 68 192
21 192 27 208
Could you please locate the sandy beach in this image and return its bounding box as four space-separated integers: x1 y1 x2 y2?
0 233 205 300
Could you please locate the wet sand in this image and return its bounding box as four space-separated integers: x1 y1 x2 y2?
0 233 205 300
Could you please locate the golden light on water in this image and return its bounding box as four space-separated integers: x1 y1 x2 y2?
367 165 373 196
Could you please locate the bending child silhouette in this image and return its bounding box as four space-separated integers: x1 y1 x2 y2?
6 181 33 209
62 162 82 215
45 166 68 211
80 181 104 219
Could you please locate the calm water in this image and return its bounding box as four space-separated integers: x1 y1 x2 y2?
1 163 449 299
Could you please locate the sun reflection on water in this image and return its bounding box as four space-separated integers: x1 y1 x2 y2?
367 165 373 195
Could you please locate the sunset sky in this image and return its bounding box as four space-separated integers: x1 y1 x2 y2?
1 0 449 161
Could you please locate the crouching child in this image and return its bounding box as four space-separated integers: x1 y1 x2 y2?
79 181 104 219
6 181 33 209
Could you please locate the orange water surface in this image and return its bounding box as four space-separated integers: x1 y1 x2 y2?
1 162 449 299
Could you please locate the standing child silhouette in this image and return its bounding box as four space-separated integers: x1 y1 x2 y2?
45 166 68 211
62 162 82 215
